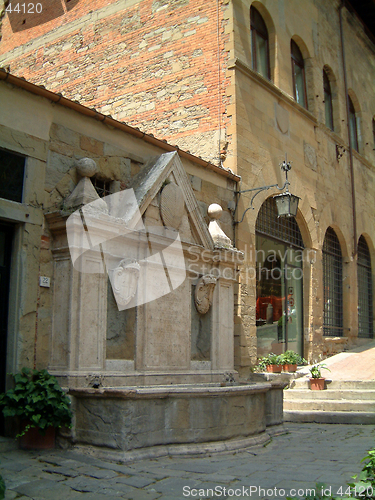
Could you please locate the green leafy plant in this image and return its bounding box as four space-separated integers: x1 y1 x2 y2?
346 449 375 500
268 353 283 365
254 357 269 372
0 367 72 438
255 353 283 371
0 474 5 500
281 350 307 365
309 363 330 379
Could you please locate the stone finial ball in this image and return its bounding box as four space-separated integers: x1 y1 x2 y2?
76 157 99 177
207 203 223 220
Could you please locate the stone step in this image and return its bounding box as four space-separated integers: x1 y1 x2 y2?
284 389 375 401
291 379 375 390
284 410 375 425
284 399 375 412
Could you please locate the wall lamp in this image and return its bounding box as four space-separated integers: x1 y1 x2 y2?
234 155 300 224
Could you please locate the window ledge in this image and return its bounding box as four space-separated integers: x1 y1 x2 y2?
318 122 375 170
228 57 317 124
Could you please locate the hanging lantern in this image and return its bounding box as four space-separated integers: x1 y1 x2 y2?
274 191 300 217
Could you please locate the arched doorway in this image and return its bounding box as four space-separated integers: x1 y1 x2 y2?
256 197 304 356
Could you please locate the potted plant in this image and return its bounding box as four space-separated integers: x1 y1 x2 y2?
281 350 306 372
265 353 283 373
309 363 330 390
0 367 72 449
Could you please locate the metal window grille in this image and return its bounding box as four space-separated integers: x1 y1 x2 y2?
323 227 343 337
92 178 111 198
0 149 25 203
255 197 304 249
358 236 373 338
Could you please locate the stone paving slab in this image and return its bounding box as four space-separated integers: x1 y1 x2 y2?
0 423 374 499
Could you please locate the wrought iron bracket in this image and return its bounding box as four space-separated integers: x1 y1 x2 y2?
233 157 292 225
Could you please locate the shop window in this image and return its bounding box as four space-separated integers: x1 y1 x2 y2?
323 227 343 337
0 148 25 203
291 40 307 109
358 236 373 339
256 198 304 357
250 6 270 80
323 69 334 130
348 96 359 152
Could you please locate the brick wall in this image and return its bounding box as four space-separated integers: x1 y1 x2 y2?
0 0 232 165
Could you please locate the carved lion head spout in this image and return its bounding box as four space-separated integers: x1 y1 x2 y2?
194 275 217 314
111 258 140 309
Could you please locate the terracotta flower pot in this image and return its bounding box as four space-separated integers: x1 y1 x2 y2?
310 377 325 390
19 423 56 450
266 364 282 373
282 364 297 372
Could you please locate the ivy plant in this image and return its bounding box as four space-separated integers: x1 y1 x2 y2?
0 367 72 438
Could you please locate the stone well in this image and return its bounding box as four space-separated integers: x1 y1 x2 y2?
47 152 284 459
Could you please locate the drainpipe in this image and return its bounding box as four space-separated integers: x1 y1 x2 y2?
339 0 358 257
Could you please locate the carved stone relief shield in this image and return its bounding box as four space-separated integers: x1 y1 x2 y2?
194 275 217 314
111 258 140 309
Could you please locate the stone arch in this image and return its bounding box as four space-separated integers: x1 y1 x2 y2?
250 1 277 82
358 233 375 272
248 187 316 251
348 88 361 114
291 35 311 61
295 196 316 250
318 202 351 259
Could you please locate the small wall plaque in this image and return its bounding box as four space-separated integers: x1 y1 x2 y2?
39 276 51 288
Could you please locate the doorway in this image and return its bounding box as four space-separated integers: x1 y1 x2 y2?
0 223 13 434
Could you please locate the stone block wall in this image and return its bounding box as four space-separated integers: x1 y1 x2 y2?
232 0 375 371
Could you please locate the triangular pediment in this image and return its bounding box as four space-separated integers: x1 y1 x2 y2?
130 152 214 250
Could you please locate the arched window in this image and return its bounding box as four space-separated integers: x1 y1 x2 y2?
358 236 373 338
323 69 333 130
323 227 343 337
250 5 270 80
348 96 358 152
291 40 307 108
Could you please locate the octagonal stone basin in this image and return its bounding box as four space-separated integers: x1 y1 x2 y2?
68 382 284 461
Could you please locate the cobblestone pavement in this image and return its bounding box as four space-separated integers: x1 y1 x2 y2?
1 423 374 500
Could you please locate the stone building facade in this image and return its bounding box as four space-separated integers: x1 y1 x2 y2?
0 0 374 377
